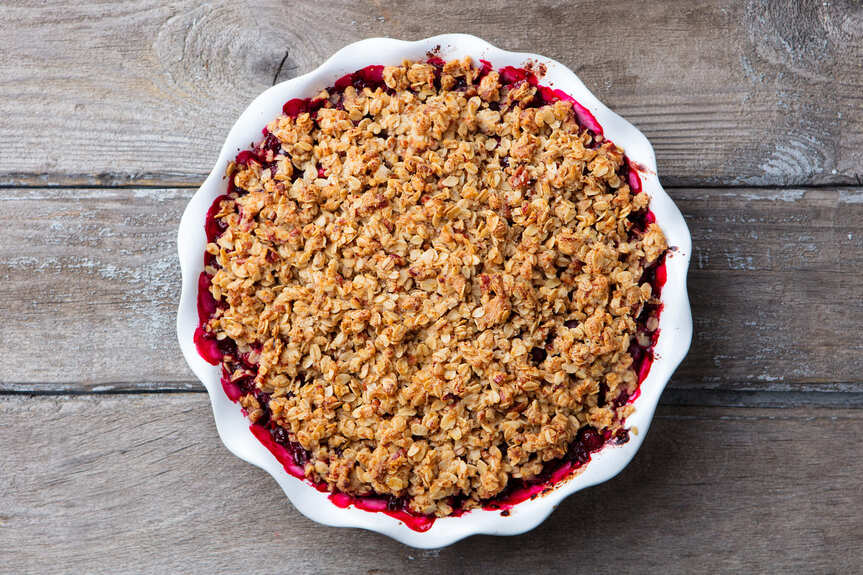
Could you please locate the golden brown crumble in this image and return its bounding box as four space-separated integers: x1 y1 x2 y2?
203 58 666 516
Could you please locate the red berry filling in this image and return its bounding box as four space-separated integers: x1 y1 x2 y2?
195 57 667 530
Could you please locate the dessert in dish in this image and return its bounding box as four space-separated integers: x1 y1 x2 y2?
194 56 667 526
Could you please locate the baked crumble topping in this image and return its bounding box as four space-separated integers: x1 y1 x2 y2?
199 57 667 517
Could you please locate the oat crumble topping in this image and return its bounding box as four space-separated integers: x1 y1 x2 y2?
201 57 667 517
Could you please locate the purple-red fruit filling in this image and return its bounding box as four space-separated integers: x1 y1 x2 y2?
195 57 666 531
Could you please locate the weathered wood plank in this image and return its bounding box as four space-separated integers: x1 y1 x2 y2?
676 186 863 392
0 186 861 395
0 395 859 573
0 188 193 389
1 0 862 187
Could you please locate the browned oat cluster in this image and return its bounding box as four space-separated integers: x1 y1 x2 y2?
204 58 667 516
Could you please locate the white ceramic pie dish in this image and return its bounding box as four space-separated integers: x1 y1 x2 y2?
176 33 692 548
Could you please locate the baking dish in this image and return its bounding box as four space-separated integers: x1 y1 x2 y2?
177 33 692 548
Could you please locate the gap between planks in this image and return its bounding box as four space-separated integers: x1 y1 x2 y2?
2 182 863 192
2 387 862 409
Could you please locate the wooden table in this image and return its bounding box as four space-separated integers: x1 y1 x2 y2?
2 1 861 572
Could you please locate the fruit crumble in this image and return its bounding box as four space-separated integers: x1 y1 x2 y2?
196 57 667 519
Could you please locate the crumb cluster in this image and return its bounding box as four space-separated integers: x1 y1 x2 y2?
203 58 666 516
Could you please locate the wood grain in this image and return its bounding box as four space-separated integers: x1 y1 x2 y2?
676 186 863 393
1 186 860 395
0 394 859 574
1 0 863 187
